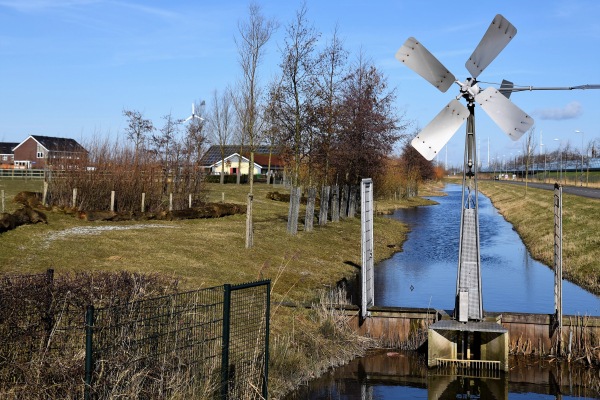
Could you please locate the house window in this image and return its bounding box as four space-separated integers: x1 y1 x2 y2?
37 152 43 158
2 156 7 161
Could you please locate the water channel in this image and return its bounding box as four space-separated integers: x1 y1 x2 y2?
376 183 600 316
286 184 600 399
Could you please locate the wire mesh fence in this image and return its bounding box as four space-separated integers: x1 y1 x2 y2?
0 271 270 400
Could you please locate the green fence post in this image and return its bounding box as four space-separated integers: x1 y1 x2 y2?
84 305 94 400
221 284 231 400
263 281 270 400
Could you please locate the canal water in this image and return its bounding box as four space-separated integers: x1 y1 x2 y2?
376 183 600 316
284 184 600 399
284 350 600 399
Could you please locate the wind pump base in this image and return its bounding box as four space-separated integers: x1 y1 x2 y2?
428 106 509 371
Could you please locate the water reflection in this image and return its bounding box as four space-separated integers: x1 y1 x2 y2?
284 351 600 399
375 184 600 316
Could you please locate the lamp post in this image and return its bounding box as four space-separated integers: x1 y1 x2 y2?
518 150 521 181
554 139 564 185
575 130 584 186
503 155 506 177
541 143 545 183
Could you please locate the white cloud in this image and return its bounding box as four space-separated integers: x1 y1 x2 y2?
532 101 583 120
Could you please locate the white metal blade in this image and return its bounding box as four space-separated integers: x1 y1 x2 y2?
185 116 192 122
411 99 469 160
475 86 533 141
192 103 195 114
466 14 517 79
396 37 455 92
194 116 205 121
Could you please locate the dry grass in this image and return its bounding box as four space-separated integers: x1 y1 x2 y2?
476 181 600 295
0 179 433 398
374 179 447 215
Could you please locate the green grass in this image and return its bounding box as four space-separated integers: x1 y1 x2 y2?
477 181 600 295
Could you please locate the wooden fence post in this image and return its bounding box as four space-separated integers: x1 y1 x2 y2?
340 185 348 220
331 185 339 222
110 191 115 212
141 193 145 212
189 194 192 209
1 190 4 213
72 188 77 208
42 182 48 206
304 187 316 232
246 194 253 249
169 193 173 211
222 192 225 203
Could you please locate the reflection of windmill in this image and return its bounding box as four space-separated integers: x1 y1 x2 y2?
396 14 599 322
185 101 205 122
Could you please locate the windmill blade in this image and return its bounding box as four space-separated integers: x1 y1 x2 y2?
466 15 517 79
475 86 533 141
396 37 455 92
192 103 195 114
499 79 513 99
194 116 205 121
184 116 192 122
411 99 470 160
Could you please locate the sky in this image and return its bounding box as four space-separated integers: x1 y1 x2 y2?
1 0 599 167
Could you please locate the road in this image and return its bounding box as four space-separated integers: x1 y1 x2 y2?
483 180 600 200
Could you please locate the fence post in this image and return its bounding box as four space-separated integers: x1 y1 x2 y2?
1 190 4 213
221 284 232 400
246 194 253 249
110 191 115 212
263 281 271 399
189 194 192 209
222 192 225 203
84 305 94 400
141 193 145 212
169 193 173 211
42 182 48 206
72 188 77 208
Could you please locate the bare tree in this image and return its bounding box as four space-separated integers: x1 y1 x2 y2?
152 112 183 193
209 90 234 184
271 2 320 186
522 125 537 195
122 109 154 158
232 1 278 192
184 99 208 168
314 23 348 185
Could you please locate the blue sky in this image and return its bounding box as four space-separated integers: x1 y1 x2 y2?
1 0 598 167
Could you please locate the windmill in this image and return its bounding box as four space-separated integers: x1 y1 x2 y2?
185 101 205 122
397 14 599 323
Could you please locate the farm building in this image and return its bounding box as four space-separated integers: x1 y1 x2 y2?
200 145 285 175
0 142 19 167
12 135 86 169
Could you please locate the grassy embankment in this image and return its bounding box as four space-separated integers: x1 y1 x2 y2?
0 178 439 398
468 180 600 296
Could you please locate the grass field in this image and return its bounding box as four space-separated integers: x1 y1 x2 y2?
0 178 440 397
473 180 600 296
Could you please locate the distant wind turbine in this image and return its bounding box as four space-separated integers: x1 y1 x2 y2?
185 101 205 122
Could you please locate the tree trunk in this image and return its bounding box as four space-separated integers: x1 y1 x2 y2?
267 145 272 185
250 151 254 193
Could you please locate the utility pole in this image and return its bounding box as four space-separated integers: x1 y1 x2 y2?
487 137 489 168
575 130 584 186
445 144 448 171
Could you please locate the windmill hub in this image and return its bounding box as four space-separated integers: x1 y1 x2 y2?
456 78 481 103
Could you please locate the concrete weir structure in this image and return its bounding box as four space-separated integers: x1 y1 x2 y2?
427 319 508 371
342 305 600 370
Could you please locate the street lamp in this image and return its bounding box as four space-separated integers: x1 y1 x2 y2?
554 139 564 185
541 142 545 183
575 130 584 186
517 150 521 181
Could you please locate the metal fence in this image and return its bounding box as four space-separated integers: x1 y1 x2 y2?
0 273 270 400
